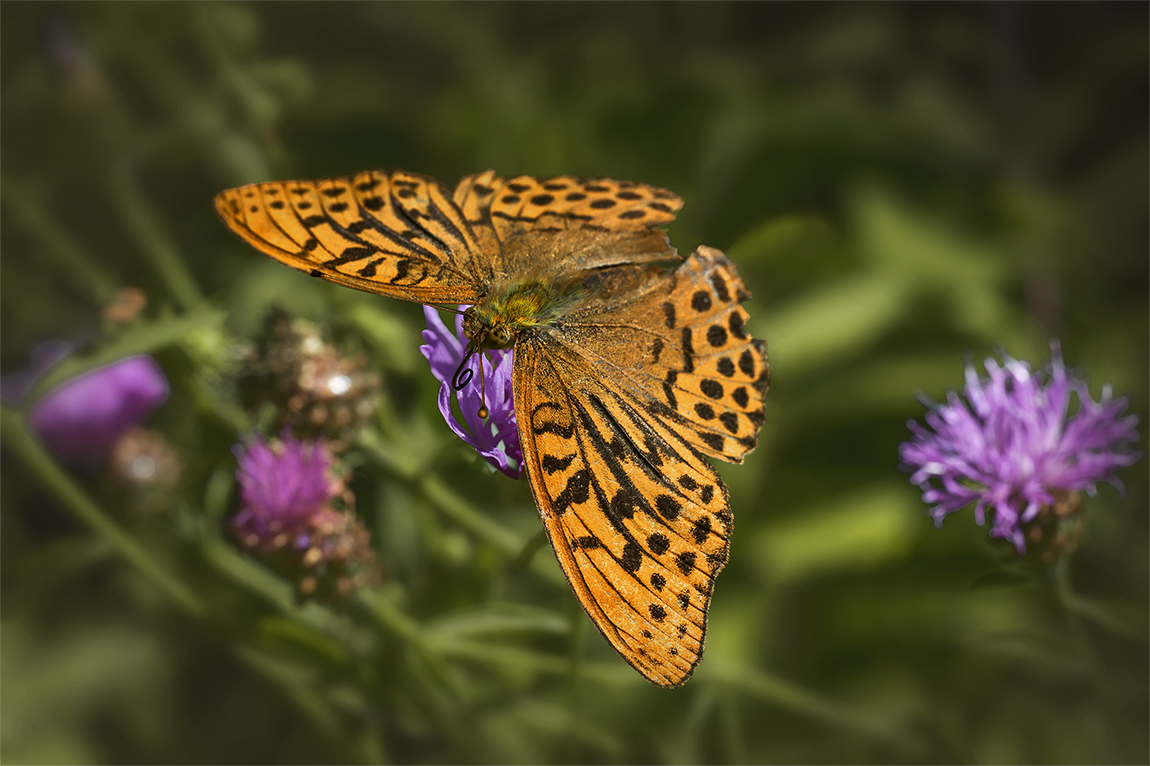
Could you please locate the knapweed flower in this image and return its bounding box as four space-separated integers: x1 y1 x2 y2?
231 429 380 601
420 306 521 478
900 343 1139 554
1 344 170 469
232 430 338 552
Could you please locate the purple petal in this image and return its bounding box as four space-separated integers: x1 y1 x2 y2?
233 430 335 539
421 307 522 478
28 355 169 469
899 342 1140 553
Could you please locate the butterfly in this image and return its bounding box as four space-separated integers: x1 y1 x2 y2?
215 169 769 687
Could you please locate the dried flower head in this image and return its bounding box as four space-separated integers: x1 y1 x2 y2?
420 306 521 478
243 311 380 442
103 426 184 515
900 343 1140 554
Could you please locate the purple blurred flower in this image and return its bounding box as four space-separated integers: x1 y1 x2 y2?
232 430 337 551
420 306 521 478
1 344 169 469
900 343 1140 553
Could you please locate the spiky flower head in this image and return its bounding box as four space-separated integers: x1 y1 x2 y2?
231 429 380 601
420 306 521 478
232 429 339 551
900 343 1139 555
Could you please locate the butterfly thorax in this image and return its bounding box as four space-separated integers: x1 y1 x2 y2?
463 278 573 351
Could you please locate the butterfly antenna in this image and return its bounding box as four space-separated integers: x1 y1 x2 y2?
452 344 477 391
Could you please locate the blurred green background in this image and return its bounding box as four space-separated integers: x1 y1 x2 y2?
2 2 1147 763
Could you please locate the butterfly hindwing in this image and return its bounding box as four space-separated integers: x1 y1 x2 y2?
215 171 493 304
511 246 768 687
565 247 770 463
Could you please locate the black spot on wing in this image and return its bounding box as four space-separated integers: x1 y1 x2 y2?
732 387 749 408
739 349 755 377
710 272 731 302
692 517 712 544
621 541 643 573
699 432 724 451
656 494 681 521
551 469 590 515
326 246 376 267
729 311 747 339
700 379 723 399
681 328 695 372
542 454 576 474
647 532 670 555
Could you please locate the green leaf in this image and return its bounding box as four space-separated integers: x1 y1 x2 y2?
749 484 920 585
754 274 911 378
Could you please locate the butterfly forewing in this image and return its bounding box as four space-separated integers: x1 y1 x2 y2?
515 339 728 686
215 171 489 304
453 171 684 245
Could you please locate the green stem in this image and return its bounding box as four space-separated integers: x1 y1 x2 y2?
419 475 524 557
716 664 915 750
1 177 118 304
355 587 421 642
27 307 225 402
1051 555 1120 761
107 162 205 311
0 407 206 618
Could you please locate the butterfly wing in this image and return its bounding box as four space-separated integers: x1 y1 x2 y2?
215 170 496 304
513 247 768 687
453 170 684 246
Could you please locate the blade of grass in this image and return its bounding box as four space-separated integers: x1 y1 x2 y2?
0 406 206 618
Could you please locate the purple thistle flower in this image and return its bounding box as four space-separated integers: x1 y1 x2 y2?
1 344 170 469
899 343 1140 553
232 430 337 551
420 306 522 479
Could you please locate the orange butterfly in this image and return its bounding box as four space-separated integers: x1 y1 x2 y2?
216 169 769 686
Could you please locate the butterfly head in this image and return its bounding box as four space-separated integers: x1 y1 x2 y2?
461 306 515 351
